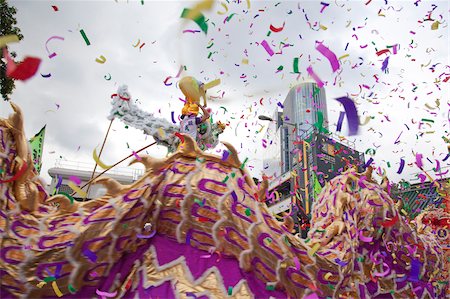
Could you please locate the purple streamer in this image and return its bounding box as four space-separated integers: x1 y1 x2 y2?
136 230 156 239
222 150 229 161
397 158 405 174
336 111 345 132
381 56 390 72
364 158 374 169
316 42 340 72
335 97 359 135
409 259 421 282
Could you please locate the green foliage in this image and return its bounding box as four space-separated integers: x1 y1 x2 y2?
0 0 24 101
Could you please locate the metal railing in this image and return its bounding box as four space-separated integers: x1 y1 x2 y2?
53 159 144 180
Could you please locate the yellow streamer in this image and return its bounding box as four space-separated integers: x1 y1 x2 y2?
204 79 221 90
242 58 249 64
95 55 106 64
68 182 87 198
324 272 332 280
308 243 320 256
319 24 328 30
132 38 140 47
246 0 251 9
338 54 349 60
359 116 371 126
93 148 112 169
51 281 63 297
0 34 20 48
217 2 228 14
185 0 214 20
36 281 47 288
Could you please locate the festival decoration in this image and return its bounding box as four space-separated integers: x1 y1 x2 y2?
0 104 448 298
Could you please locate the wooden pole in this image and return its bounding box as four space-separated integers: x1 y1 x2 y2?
85 119 114 199
72 141 157 197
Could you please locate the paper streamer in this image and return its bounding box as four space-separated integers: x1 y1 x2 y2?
96 289 117 299
335 97 359 135
51 281 63 297
316 42 340 72
55 175 63 189
0 161 28 183
95 55 106 64
364 158 374 169
79 29 90 46
181 8 208 34
304 293 319 299
261 40 274 56
3 48 41 81
171 111 177 124
0 34 20 48
359 230 373 242
269 22 285 32
93 148 112 169
336 111 345 132
373 262 390 277
415 153 423 168
83 249 98 262
381 56 389 72
136 230 156 239
175 132 185 143
217 2 228 14
397 158 405 174
58 191 75 204
68 182 87 198
293 257 300 270
381 214 399 227
409 259 421 282
69 175 81 185
45 36 64 58
308 243 320 256
306 65 324 88
293 57 299 73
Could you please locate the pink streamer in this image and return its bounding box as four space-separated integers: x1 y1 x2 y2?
415 153 423 168
306 65 324 88
359 230 373 242
373 262 390 277
261 40 274 56
45 36 65 59
316 42 340 72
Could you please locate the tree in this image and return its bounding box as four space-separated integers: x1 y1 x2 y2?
1 0 24 101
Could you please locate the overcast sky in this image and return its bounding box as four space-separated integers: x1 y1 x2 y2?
1 0 449 185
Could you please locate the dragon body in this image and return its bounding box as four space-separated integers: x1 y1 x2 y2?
0 104 448 298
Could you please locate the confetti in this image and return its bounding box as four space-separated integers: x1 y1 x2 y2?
293 57 300 73
261 40 274 56
269 22 285 32
79 29 91 46
335 97 359 135
306 65 324 88
95 55 107 64
397 158 405 174
181 8 209 34
316 42 340 72
0 161 28 183
0 34 20 48
45 36 64 59
93 148 112 169
3 48 41 81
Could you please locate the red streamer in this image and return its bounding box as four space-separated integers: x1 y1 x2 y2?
0 161 28 183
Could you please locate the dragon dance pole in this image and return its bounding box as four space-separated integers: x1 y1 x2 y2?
72 141 157 198
85 118 114 200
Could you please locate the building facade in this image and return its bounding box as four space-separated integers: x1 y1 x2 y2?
263 83 365 236
47 159 144 200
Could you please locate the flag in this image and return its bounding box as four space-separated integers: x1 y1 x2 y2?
29 125 46 174
312 172 323 198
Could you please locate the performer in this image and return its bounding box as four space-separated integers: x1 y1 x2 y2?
180 104 210 140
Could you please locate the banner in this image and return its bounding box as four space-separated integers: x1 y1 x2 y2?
29 125 46 174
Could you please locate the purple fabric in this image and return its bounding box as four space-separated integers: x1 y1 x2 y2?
152 235 287 299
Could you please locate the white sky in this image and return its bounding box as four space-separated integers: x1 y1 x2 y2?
1 0 449 185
